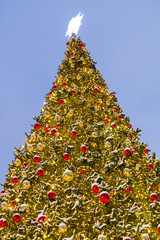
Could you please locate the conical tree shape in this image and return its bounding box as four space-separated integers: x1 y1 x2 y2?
0 35 160 240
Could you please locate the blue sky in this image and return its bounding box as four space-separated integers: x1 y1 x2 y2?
0 0 160 186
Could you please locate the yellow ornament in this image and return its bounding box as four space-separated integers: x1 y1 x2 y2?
106 101 110 106
1 201 7 210
98 235 107 240
141 234 150 239
37 143 43 151
14 159 21 167
43 111 50 119
22 180 30 189
105 141 111 148
59 222 67 233
19 203 29 212
68 110 73 117
21 171 27 178
124 168 131 176
135 164 141 171
63 169 73 181
125 139 131 145
92 132 98 138
77 75 81 80
27 144 33 152
79 121 84 127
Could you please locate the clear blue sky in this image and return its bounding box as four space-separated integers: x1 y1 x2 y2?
0 0 160 186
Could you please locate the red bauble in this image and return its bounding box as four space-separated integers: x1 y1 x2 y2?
92 183 100 195
12 177 18 184
66 42 69 45
125 186 131 193
148 163 154 170
79 168 85 174
99 191 110 204
48 92 51 95
74 45 78 49
13 213 21 223
37 169 44 177
127 124 132 129
62 82 67 87
70 52 74 56
81 145 87 152
63 153 70 160
47 191 57 199
44 124 51 132
129 133 132 139
124 148 131 156
11 200 17 206
94 87 99 93
113 106 119 112
133 147 137 152
158 224 160 233
71 130 77 137
33 156 40 163
71 89 76 95
56 123 60 128
51 128 57 134
37 215 47 224
112 94 116 98
144 148 149 154
104 119 109 124
79 43 84 47
22 162 28 169
76 68 81 72
52 85 57 89
117 115 122 120
111 123 116 129
150 193 158 201
123 238 132 240
152 183 157 189
34 123 41 130
59 99 64 105
0 218 7 228
1 190 5 194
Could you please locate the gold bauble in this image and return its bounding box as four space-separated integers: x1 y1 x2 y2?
124 168 131 176
141 234 150 239
63 169 73 181
59 222 67 233
105 141 111 148
37 143 43 151
27 144 33 152
1 201 7 210
92 132 98 138
21 171 27 178
135 164 141 171
79 121 84 127
43 111 50 119
14 159 21 167
77 75 81 80
19 203 29 212
67 111 73 117
98 235 107 240
125 139 131 145
22 180 30 189
106 101 110 106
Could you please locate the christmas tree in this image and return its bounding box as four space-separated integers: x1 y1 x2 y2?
0 35 160 240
